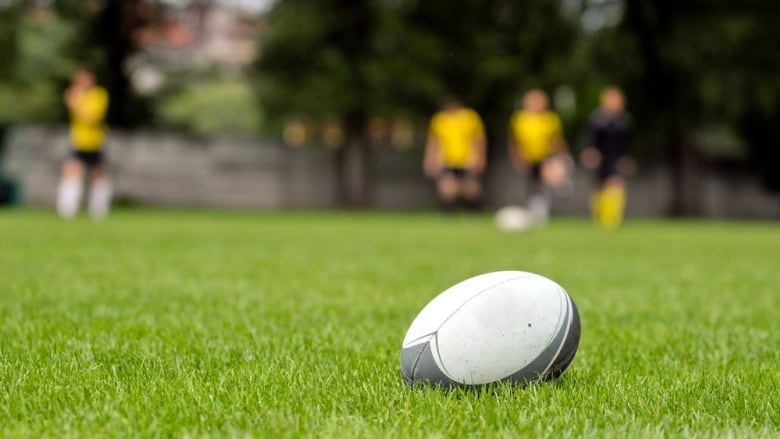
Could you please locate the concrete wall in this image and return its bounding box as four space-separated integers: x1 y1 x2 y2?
3 126 778 218
6 127 339 209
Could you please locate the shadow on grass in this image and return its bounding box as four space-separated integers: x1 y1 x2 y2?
402 371 579 398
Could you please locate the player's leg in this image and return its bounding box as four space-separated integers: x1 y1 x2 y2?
88 159 112 220
436 170 459 213
56 156 84 219
526 163 549 224
460 173 482 211
593 158 625 228
596 175 625 229
590 165 606 225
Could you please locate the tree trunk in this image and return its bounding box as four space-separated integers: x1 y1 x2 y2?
624 0 697 217
337 136 371 208
337 111 372 208
93 0 147 128
669 128 699 216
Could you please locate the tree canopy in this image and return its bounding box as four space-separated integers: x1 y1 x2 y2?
587 0 780 199
256 0 578 130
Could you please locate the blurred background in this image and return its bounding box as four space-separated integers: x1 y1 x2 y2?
0 0 777 218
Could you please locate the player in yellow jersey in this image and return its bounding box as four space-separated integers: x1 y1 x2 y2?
508 89 570 223
57 68 111 220
424 98 487 213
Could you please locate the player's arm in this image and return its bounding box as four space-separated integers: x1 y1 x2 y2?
617 113 632 160
507 115 527 170
580 147 601 170
580 114 602 170
551 135 571 169
423 130 442 179
470 115 487 174
471 134 486 175
617 113 635 176
63 87 80 112
550 115 571 157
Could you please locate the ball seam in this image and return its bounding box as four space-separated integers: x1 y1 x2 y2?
410 275 534 382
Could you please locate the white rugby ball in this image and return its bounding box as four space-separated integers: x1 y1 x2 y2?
495 206 534 232
400 271 580 387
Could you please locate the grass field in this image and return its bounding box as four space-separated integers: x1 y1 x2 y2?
0 209 778 437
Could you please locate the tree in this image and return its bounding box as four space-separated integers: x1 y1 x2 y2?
256 0 378 206
0 1 81 122
256 0 577 206
0 0 157 125
0 3 22 82
587 0 780 213
375 0 578 133
88 0 158 127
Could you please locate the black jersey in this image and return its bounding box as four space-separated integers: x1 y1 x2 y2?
589 108 631 160
588 108 631 181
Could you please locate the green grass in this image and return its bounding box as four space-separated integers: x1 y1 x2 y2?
1 209 778 437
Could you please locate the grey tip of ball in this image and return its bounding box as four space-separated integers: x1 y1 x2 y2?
400 336 459 388
546 295 581 379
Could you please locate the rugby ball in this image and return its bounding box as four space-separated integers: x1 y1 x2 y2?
400 271 580 387
495 206 534 232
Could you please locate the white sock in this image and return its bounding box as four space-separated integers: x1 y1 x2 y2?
528 194 549 225
88 179 112 221
57 178 83 219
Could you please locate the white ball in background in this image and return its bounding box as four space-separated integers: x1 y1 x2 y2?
495 206 534 232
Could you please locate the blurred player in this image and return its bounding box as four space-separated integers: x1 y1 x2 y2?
424 98 487 213
508 89 570 223
581 86 632 229
57 68 111 220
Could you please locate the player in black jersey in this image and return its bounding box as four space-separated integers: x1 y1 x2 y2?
581 87 632 229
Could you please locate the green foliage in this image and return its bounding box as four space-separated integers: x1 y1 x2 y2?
255 0 578 132
0 8 78 122
0 82 59 121
0 3 22 81
587 0 780 151
15 8 79 83
0 210 779 436
160 78 263 137
256 0 377 123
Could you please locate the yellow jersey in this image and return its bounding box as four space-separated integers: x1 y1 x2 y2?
509 110 562 164
68 86 109 151
428 108 485 168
